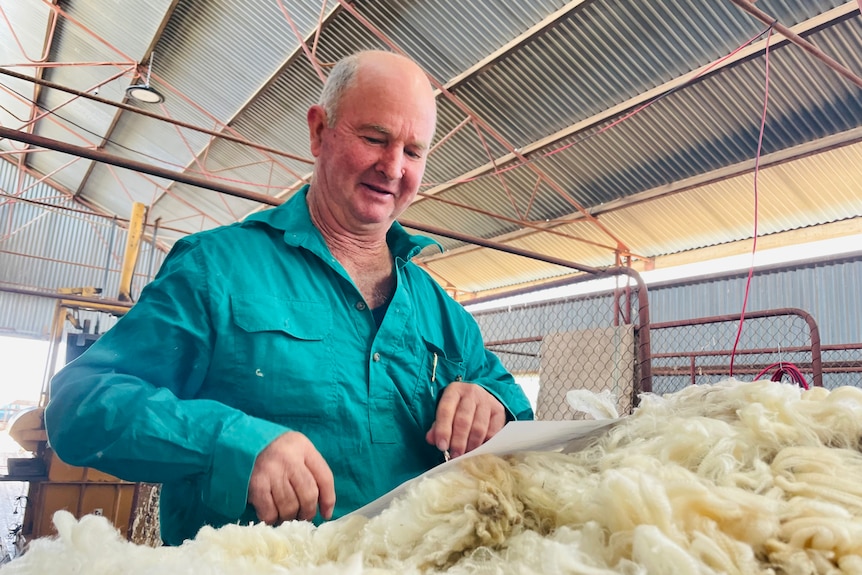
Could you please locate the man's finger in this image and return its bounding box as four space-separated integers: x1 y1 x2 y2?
272 473 300 523
466 401 491 453
249 476 278 524
306 453 336 520
290 468 320 522
487 407 506 440
429 385 463 450
448 397 477 458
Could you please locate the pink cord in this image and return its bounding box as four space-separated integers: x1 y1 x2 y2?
754 362 810 390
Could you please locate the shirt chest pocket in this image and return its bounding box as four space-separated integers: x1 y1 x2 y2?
409 336 466 428
225 295 335 420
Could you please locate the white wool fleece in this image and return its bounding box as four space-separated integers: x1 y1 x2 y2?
6 379 862 574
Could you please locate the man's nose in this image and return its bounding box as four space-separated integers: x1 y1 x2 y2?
376 148 404 180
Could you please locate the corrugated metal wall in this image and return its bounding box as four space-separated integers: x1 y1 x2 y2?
647 256 862 345
471 254 861 392
473 255 861 346
0 160 166 339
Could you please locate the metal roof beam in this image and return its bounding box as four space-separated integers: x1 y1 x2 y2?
243 0 594 221
151 2 343 212
0 68 312 161
438 0 592 93
416 2 859 203
729 0 862 90
422 124 862 264
74 0 182 197
337 0 631 253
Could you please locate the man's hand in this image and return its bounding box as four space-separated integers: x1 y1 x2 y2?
247 431 335 524
425 381 507 459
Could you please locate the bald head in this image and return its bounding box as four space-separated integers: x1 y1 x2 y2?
319 51 436 129
305 50 438 234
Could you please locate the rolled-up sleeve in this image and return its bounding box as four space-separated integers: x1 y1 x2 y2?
45 238 286 519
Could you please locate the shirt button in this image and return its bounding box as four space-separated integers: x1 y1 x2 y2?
355 301 367 311
372 352 381 362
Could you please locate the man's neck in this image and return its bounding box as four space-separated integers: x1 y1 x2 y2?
309 200 395 309
307 194 390 265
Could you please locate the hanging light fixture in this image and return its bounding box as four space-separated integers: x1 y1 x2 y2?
126 52 165 104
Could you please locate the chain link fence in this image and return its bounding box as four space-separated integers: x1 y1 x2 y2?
469 272 647 420
472 279 862 420
817 344 862 389
649 308 823 394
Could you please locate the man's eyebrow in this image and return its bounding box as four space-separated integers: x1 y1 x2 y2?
362 124 391 136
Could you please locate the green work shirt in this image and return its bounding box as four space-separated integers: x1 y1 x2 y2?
46 186 534 545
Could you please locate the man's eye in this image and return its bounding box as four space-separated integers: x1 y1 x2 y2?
406 150 423 159
362 136 384 144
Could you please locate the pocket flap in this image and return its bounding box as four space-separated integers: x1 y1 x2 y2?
231 294 331 340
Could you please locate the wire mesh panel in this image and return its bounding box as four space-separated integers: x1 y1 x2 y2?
538 326 636 419
820 344 862 389
649 308 823 395
470 275 646 419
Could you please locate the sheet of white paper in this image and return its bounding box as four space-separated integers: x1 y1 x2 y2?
347 418 619 518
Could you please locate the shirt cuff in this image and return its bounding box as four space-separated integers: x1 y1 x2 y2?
205 414 289 518
476 383 534 422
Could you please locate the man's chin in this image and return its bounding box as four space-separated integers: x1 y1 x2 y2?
355 199 398 223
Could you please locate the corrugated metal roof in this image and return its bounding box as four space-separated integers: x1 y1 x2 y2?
423 134 862 285
2 0 862 304
424 14 862 237
596 139 862 257
358 0 570 80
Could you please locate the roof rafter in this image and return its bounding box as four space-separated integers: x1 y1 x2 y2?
438 0 593 92
415 2 859 204
422 124 862 264
241 0 595 221
73 0 181 197
336 0 632 253
150 0 342 212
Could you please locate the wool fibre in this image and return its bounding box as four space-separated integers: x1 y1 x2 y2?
4 378 862 574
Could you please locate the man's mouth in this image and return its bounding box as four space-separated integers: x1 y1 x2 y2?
362 183 394 196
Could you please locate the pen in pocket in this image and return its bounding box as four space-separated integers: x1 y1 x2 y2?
431 352 438 383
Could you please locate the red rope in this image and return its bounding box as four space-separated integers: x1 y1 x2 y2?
730 25 774 377
754 362 810 390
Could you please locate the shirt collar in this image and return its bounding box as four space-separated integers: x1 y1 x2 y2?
243 184 442 262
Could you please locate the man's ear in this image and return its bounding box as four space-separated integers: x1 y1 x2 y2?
307 105 327 157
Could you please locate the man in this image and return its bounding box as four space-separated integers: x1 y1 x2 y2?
45 50 533 545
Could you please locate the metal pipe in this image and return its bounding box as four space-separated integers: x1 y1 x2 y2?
335 0 631 254
0 126 281 206
0 285 132 308
1 248 114 271
653 344 816 357
101 217 117 298
0 67 314 164
651 307 823 387
147 218 161 283
650 307 816 329
1 125 628 280
0 124 619 276
0 125 655 392
399 218 604 276
0 190 187 235
652 364 862 378
820 343 862 351
728 0 862 90
484 336 543 346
